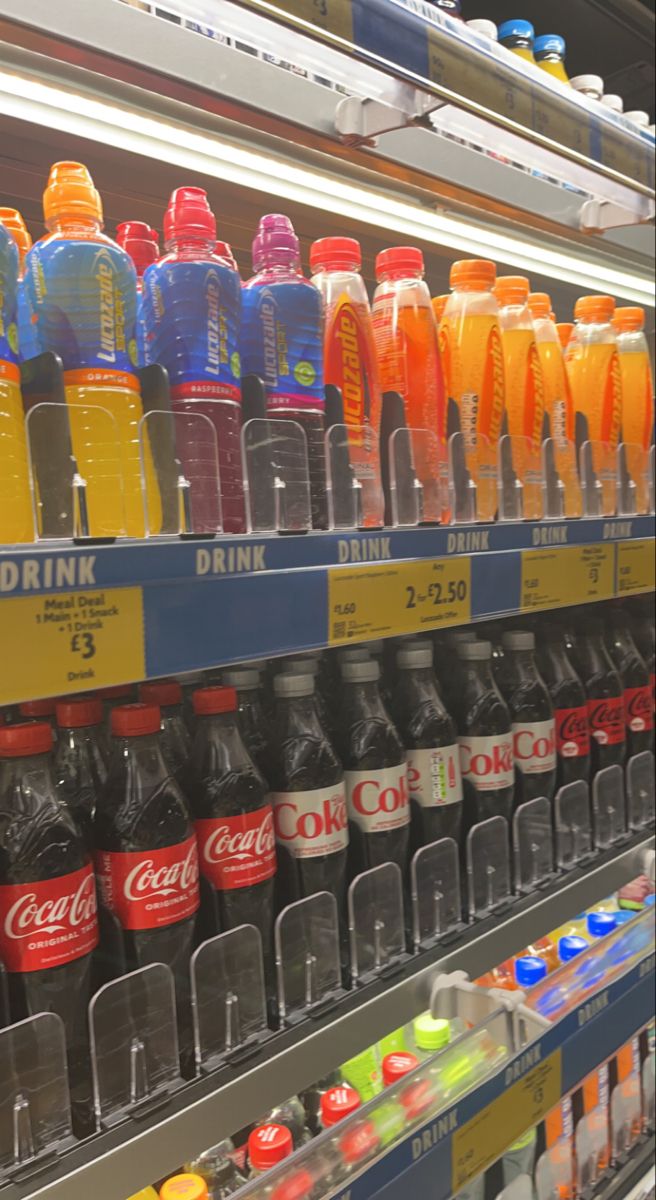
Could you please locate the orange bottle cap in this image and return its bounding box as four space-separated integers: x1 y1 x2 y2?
556 322 574 348
450 258 496 290
432 294 449 323
43 161 103 226
495 275 530 306
527 292 551 319
613 306 645 332
574 295 615 323
159 1176 209 1200
0 208 32 266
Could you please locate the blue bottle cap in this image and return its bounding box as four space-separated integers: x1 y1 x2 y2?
498 19 535 43
515 956 548 988
587 911 618 938
559 935 589 962
646 893 655 907
534 34 566 57
612 911 637 925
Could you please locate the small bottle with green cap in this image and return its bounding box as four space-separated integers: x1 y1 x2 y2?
412 1012 451 1061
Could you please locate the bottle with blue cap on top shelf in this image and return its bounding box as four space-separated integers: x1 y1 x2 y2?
515 955 549 989
587 911 619 940
497 20 536 64
534 35 570 85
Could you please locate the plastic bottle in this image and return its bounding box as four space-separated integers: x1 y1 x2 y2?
160 1176 209 1200
222 667 272 778
498 20 536 64
22 162 160 538
570 76 604 102
310 236 382 434
248 1124 294 1178
320 1086 362 1129
466 19 498 40
602 95 624 115
0 219 34 543
538 623 591 788
413 1013 451 1061
499 630 556 805
439 259 505 522
391 643 464 847
184 1140 246 1197
455 641 514 827
605 608 653 757
188 686 275 962
528 293 575 444
559 934 589 962
495 276 545 451
242 213 327 529
115 220 159 368
140 680 191 786
612 307 654 451
142 186 245 534
301 1070 344 1135
337 658 409 878
573 618 626 773
515 955 548 989
54 696 109 847
0 207 33 357
372 247 445 489
268 671 348 919
0 722 98 1127
534 35 570 84
382 1051 420 1086
566 296 622 507
97 684 136 733
625 111 650 130
19 697 58 737
557 322 574 350
432 294 449 326
524 936 560 973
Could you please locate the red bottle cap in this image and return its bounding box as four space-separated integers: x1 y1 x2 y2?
140 680 183 708
97 685 135 701
321 1086 362 1127
56 697 103 728
339 1120 381 1166
19 698 55 718
248 1124 293 1171
310 236 361 272
115 220 159 276
270 1170 316 1200
400 1078 436 1120
0 721 53 757
375 246 424 280
164 186 217 244
111 703 161 738
382 1052 420 1086
192 686 237 716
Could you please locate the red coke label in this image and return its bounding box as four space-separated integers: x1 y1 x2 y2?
512 719 556 774
95 834 199 930
587 697 625 746
0 863 98 973
624 686 654 733
650 674 655 711
459 734 514 791
196 807 276 890
345 765 409 834
555 706 590 758
272 785 349 859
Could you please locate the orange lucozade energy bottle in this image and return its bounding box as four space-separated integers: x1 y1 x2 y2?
440 259 505 522
0 211 34 543
21 162 161 537
612 307 653 450
495 276 545 449
566 295 622 512
557 322 575 350
528 292 582 516
372 247 445 506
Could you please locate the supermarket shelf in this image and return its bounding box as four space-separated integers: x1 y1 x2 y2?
598 1140 656 1200
0 517 652 706
0 831 652 1200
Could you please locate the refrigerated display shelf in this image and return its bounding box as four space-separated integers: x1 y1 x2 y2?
0 518 652 705
598 1141 656 1200
0 831 651 1200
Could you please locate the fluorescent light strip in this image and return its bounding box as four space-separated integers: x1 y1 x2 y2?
1 70 653 303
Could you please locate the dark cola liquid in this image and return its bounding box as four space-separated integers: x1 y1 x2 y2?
498 652 556 806
233 686 272 781
455 661 514 832
538 631 591 788
159 704 192 788
573 628 626 773
605 612 654 758
391 664 463 849
54 724 109 848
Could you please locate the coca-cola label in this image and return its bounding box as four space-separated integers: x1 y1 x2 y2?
272 784 349 859
407 746 463 808
624 686 654 734
0 863 98 973
587 697 625 747
459 734 514 792
512 719 556 774
195 807 276 890
345 765 410 834
555 706 590 758
95 835 199 931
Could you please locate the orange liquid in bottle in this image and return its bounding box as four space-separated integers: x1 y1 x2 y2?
613 307 653 515
567 296 622 513
529 292 582 517
495 277 545 449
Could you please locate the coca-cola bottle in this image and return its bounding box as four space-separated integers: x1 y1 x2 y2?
140 679 191 786
574 619 626 773
18 697 58 743
605 608 654 757
0 722 99 1128
628 598 655 712
336 658 409 878
537 624 591 788
189 687 276 966
54 696 109 847
454 641 515 829
277 658 333 736
434 629 476 714
223 667 272 779
391 643 463 847
268 672 349 914
97 684 136 733
94 703 199 1057
499 631 556 805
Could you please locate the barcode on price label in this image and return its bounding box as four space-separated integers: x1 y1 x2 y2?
616 540 655 596
521 545 614 611
328 558 471 644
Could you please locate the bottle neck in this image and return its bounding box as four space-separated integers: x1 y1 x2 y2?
342 679 388 718
505 649 539 681
462 661 497 692
253 257 299 275
48 215 102 237
276 694 325 736
195 710 248 756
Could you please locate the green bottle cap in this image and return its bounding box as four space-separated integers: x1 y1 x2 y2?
413 1014 451 1052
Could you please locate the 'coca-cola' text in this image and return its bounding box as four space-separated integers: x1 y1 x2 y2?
458 734 514 791
196 807 276 890
95 835 199 930
0 863 99 972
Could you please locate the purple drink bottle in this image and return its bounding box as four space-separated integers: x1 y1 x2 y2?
241 214 327 529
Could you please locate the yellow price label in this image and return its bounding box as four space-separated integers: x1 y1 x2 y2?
616 540 655 596
452 1051 562 1192
521 544 614 611
0 586 145 705
328 558 471 644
